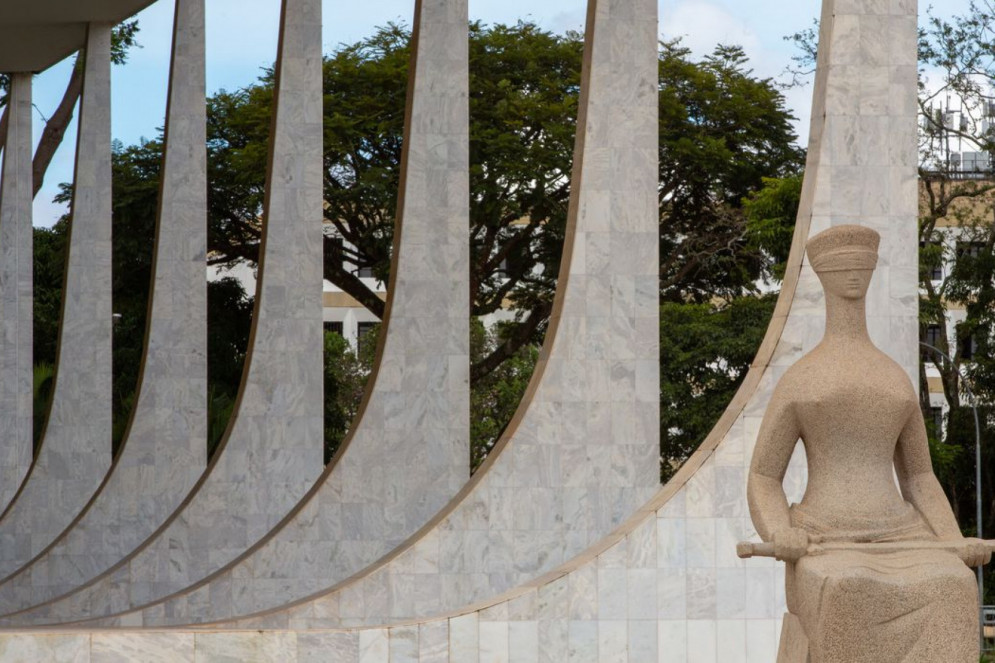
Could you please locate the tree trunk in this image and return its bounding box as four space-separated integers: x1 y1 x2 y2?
33 60 84 197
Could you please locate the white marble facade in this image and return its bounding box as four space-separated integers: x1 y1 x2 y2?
0 0 208 614
65 0 473 627
0 73 34 515
0 0 925 660
0 0 325 624
0 24 115 578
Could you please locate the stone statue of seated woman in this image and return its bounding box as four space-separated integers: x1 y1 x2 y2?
745 224 993 662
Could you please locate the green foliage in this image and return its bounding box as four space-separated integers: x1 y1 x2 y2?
205 277 253 459
32 363 54 454
743 175 802 282
33 222 67 371
324 330 371 464
659 41 804 303
660 294 778 482
470 319 538 472
206 385 236 460
40 21 803 477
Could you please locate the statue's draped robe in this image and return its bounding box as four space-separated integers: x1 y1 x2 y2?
786 504 978 662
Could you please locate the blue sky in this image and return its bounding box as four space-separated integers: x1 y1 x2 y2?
28 0 974 226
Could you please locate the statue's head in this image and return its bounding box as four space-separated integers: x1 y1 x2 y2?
806 224 880 300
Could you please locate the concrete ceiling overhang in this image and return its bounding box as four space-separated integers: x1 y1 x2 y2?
0 0 157 73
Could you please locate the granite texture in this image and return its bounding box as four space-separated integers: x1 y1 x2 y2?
0 73 34 515
182 0 661 631
748 225 982 661
0 0 208 615
2 0 324 624
0 24 114 577
73 0 471 626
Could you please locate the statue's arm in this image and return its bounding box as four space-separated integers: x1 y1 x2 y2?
748 388 801 542
894 408 962 540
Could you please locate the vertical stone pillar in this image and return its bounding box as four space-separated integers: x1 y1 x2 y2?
73 0 472 626
796 0 920 380
0 0 208 612
0 24 113 576
0 0 325 624
0 73 34 514
189 0 660 631
650 1 922 658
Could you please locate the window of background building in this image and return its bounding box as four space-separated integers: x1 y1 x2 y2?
356 265 375 278
323 321 343 337
956 241 986 265
925 324 943 348
919 241 944 281
357 321 377 357
959 330 978 361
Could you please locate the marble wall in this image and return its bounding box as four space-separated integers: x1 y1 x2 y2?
0 24 114 578
0 0 924 659
0 0 208 614
0 73 34 515
192 0 662 633
78 0 472 627
0 0 325 624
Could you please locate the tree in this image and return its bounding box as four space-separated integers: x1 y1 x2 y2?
469 319 538 471
0 21 140 196
659 294 778 481
323 330 371 464
659 174 802 480
659 42 804 303
204 22 582 385
42 21 803 473
203 25 804 383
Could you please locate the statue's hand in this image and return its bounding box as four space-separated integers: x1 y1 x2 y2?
961 538 993 568
773 528 810 562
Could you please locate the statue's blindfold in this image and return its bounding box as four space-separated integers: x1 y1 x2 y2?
810 249 878 272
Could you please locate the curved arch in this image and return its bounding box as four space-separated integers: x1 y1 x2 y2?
0 24 115 578
2 0 474 626
0 0 208 611
74 0 662 630
0 72 35 515
0 0 326 622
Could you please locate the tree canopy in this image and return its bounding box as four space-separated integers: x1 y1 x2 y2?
35 20 803 474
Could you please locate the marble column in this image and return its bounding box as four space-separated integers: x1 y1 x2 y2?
193 0 661 631
0 0 325 624
0 24 113 577
76 0 472 627
0 0 208 614
0 73 34 515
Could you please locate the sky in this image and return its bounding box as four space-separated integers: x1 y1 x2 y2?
26 0 977 227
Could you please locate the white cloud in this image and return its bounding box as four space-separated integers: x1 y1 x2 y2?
663 1 763 60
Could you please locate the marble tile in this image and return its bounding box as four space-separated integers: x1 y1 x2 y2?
91 633 194 662
0 0 209 615
0 634 89 662
0 73 33 515
0 23 113 584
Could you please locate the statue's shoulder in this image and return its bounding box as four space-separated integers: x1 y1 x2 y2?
771 358 816 399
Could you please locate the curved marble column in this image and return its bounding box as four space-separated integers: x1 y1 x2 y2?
236 0 915 657
0 0 208 613
64 0 472 627
0 0 324 624
153 0 660 631
212 0 917 653
0 73 34 514
0 24 114 576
